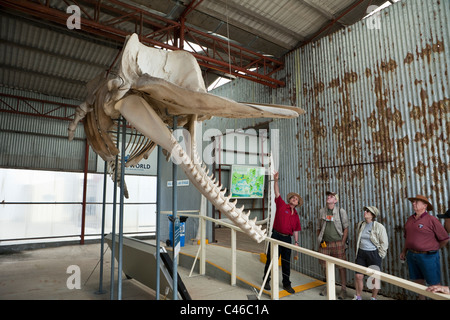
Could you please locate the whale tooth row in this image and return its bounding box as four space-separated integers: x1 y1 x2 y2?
168 139 267 243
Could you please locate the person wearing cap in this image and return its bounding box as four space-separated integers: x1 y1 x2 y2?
263 171 302 294
400 195 449 299
437 201 450 233
353 206 389 300
317 191 349 299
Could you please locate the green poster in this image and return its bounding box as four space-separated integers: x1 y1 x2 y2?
230 165 265 198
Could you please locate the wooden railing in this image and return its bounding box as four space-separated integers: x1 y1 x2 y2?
163 212 450 300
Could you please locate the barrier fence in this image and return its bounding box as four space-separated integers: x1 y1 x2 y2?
164 211 450 300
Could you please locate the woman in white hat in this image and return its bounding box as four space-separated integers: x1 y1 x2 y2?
353 206 389 300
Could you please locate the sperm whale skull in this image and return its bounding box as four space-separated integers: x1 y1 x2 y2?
68 33 303 243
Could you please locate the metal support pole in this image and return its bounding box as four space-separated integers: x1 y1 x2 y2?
117 117 127 300
109 119 120 300
80 139 89 244
155 145 163 300
172 115 178 300
96 160 108 295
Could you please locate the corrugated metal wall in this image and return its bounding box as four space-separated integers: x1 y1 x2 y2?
0 87 96 172
210 0 449 299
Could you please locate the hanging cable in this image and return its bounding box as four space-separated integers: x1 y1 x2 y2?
225 0 233 97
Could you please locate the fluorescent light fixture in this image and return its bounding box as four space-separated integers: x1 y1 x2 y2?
164 39 207 53
207 77 231 91
363 1 392 19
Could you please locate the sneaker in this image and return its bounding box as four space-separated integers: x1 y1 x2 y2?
352 295 362 300
338 288 347 300
283 285 295 294
264 282 271 291
370 297 377 300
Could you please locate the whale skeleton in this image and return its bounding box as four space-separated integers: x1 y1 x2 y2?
68 33 304 243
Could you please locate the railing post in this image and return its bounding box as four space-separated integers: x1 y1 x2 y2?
174 215 449 301
271 242 279 300
200 216 206 275
231 228 236 286
326 261 336 300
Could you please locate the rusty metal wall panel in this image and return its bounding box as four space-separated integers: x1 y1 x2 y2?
209 0 449 299
291 0 449 299
294 0 449 300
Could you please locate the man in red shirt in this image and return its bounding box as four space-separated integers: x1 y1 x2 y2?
263 171 302 294
400 195 449 299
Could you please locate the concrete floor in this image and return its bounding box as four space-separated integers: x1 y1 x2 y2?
0 241 262 300
0 237 393 301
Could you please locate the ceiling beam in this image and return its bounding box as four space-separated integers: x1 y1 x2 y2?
180 0 204 19
0 64 87 87
213 0 306 42
1 0 285 88
196 1 302 49
300 0 341 24
294 0 367 49
0 92 78 122
1 40 111 71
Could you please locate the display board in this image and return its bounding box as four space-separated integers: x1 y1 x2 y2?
96 146 157 176
230 165 265 198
